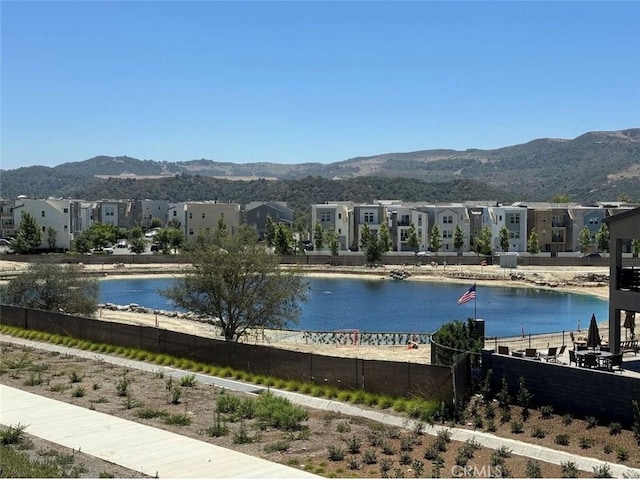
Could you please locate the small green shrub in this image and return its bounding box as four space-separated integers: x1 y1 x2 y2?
531 427 546 439
68 370 83 383
539 405 553 419
335 420 351 433
510 420 524 434
205 411 229 437
345 436 361 454
579 437 593 449
0 423 27 445
586 416 598 429
608 422 622 435
615 446 629 462
255 393 308 431
603 443 612 454
526 460 542 478
593 464 612 478
233 419 254 444
560 461 578 478
179 374 197 387
71 385 85 398
412 460 424 478
562 413 573 426
169 386 182 405
115 371 131 397
555 433 570 446
327 445 345 461
347 457 360 470
264 440 290 453
163 413 192 426
136 407 167 419
361 449 377 465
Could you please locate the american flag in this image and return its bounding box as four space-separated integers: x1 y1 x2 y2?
457 284 476 305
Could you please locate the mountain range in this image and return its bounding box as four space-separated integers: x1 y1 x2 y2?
1 128 639 208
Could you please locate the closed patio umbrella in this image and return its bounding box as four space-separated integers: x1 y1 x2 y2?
587 313 601 349
623 311 635 339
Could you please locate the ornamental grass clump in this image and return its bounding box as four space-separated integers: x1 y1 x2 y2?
255 393 308 431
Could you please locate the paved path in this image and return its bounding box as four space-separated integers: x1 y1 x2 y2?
0 385 318 478
2 334 640 478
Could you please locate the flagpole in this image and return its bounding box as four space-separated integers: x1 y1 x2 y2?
474 282 477 321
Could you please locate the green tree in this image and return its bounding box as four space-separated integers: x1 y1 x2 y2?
498 226 510 253
378 223 391 253
46 226 57 250
453 224 465 256
474 226 493 256
161 223 309 342
325 227 339 256
11 211 43 254
550 193 570 203
264 217 276 248
313 221 324 251
578 226 592 254
274 223 293 255
0 261 99 316
72 231 92 254
527 229 540 254
631 239 640 257
84 223 118 251
150 217 162 228
407 223 419 253
429 224 442 252
359 224 372 251
595 223 609 253
128 226 147 254
363 229 382 264
431 319 484 366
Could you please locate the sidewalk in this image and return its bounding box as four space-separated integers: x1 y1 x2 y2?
2 334 640 478
0 384 319 479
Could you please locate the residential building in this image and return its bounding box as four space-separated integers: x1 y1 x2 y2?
168 201 242 240
487 205 527 253
0 199 15 239
351 203 387 252
603 207 640 354
11 198 73 250
140 200 170 229
310 202 351 251
245 202 294 240
387 205 429 252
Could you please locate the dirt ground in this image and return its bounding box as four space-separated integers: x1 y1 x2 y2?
3 341 639 478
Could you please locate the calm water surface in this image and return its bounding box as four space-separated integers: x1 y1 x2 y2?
99 277 608 337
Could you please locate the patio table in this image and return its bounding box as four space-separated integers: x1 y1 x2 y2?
576 350 613 369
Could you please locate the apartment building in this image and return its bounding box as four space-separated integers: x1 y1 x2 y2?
245 202 294 240
140 200 170 229
168 201 242 240
310 202 351 251
487 205 528 252
11 198 73 250
0 199 15 239
386 204 429 252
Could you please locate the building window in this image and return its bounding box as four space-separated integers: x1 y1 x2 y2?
509 231 520 239
443 230 452 239
202 213 205 219
321 212 331 222
338 213 342 219
42 211 45 217
63 208 68 213
189 228 194 235
418 217 422 227
364 212 374 223
64 225 68 230
509 214 520 224
338 228 341 234
189 212 192 219
443 215 453 224
400 229 408 241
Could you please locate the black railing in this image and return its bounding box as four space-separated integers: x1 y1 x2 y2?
618 267 640 292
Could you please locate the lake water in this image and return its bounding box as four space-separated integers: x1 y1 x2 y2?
99 277 608 337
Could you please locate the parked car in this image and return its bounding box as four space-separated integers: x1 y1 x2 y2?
0 238 11 246
415 251 431 257
116 240 128 248
150 243 161 252
102 246 114 254
581 253 601 258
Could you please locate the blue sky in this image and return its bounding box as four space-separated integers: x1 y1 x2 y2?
2 1 639 170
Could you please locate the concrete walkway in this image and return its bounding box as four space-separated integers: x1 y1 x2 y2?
0 384 318 478
2 334 640 478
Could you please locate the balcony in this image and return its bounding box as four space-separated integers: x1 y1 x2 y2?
617 267 640 292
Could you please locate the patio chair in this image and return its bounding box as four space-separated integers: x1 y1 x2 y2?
549 344 566 363
609 353 623 372
525 348 537 359
582 353 598 369
497 345 509 355
569 349 584 367
539 346 557 362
